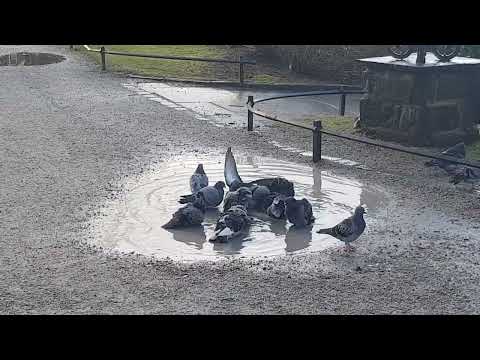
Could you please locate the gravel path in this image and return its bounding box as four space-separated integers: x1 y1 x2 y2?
1 45 479 314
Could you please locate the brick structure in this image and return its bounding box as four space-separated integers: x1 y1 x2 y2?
357 53 480 146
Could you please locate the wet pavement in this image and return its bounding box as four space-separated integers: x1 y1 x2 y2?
125 81 362 129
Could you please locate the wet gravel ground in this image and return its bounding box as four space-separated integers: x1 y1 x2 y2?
1 45 480 314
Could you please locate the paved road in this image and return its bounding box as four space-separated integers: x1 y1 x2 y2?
130 81 362 129
1 45 480 314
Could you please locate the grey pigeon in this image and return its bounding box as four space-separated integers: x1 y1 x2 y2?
266 194 287 219
162 193 206 229
284 197 315 227
450 166 480 191
179 181 225 208
223 187 253 212
424 142 466 171
224 147 295 197
246 184 272 210
317 205 367 251
190 164 208 193
209 205 251 243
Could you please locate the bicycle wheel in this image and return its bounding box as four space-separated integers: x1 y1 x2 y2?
388 45 413 59
433 45 460 61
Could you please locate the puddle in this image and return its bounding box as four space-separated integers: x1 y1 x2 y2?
0 52 66 66
89 153 388 262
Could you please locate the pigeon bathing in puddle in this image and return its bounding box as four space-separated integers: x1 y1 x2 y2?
162 193 206 229
284 197 315 227
224 147 295 197
223 187 253 212
424 142 466 172
317 205 367 252
450 166 480 191
190 164 209 193
179 181 225 208
209 205 251 243
266 194 287 219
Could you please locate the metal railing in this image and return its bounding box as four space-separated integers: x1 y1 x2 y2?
246 90 480 169
70 45 256 86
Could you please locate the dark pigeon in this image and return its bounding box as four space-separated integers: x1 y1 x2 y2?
424 142 466 171
450 166 480 191
162 193 206 229
266 194 287 219
190 164 208 193
209 205 251 243
179 181 225 208
284 197 315 227
317 205 367 251
224 147 295 197
223 187 253 212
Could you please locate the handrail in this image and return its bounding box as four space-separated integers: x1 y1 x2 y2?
75 45 256 85
246 93 480 169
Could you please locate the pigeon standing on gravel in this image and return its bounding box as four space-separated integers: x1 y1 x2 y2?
284 197 315 227
162 193 207 229
424 142 466 172
190 164 209 193
450 166 480 191
317 205 367 251
266 194 287 219
223 187 253 212
179 181 225 208
209 205 251 243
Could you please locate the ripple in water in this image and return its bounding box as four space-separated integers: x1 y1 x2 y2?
89 154 388 262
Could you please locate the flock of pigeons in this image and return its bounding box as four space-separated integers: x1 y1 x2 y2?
425 142 480 190
162 147 367 251
160 142 477 251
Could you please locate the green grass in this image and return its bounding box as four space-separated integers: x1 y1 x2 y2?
80 45 293 84
295 116 355 132
466 138 480 161
83 45 229 79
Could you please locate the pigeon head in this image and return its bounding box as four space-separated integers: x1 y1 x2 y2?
195 164 205 175
355 205 367 216
229 179 243 191
214 181 226 190
284 197 297 206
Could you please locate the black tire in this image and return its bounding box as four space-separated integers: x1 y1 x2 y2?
433 45 460 61
388 45 413 59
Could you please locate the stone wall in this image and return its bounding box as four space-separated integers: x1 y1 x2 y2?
359 56 480 146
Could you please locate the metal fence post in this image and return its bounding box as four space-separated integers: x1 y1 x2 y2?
339 86 346 116
100 46 106 71
239 56 244 86
247 95 254 131
313 120 322 163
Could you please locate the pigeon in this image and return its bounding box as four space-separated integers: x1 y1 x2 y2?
162 193 206 229
223 187 253 212
209 205 251 243
317 205 367 251
450 166 480 191
424 142 466 172
266 194 287 219
224 147 295 197
179 181 225 208
190 164 208 193
284 197 315 227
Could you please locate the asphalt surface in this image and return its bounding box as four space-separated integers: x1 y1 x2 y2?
1 45 480 314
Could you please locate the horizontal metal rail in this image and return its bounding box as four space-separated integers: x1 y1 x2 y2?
247 94 480 169
253 89 366 105
74 45 255 85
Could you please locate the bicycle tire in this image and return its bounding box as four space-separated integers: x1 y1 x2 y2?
433 45 460 62
388 45 413 59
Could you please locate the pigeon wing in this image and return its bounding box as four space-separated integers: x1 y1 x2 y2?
331 217 355 238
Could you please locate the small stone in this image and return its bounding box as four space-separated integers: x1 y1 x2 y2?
355 266 362 272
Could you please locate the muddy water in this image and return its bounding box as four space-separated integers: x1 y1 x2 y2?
90 154 389 262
